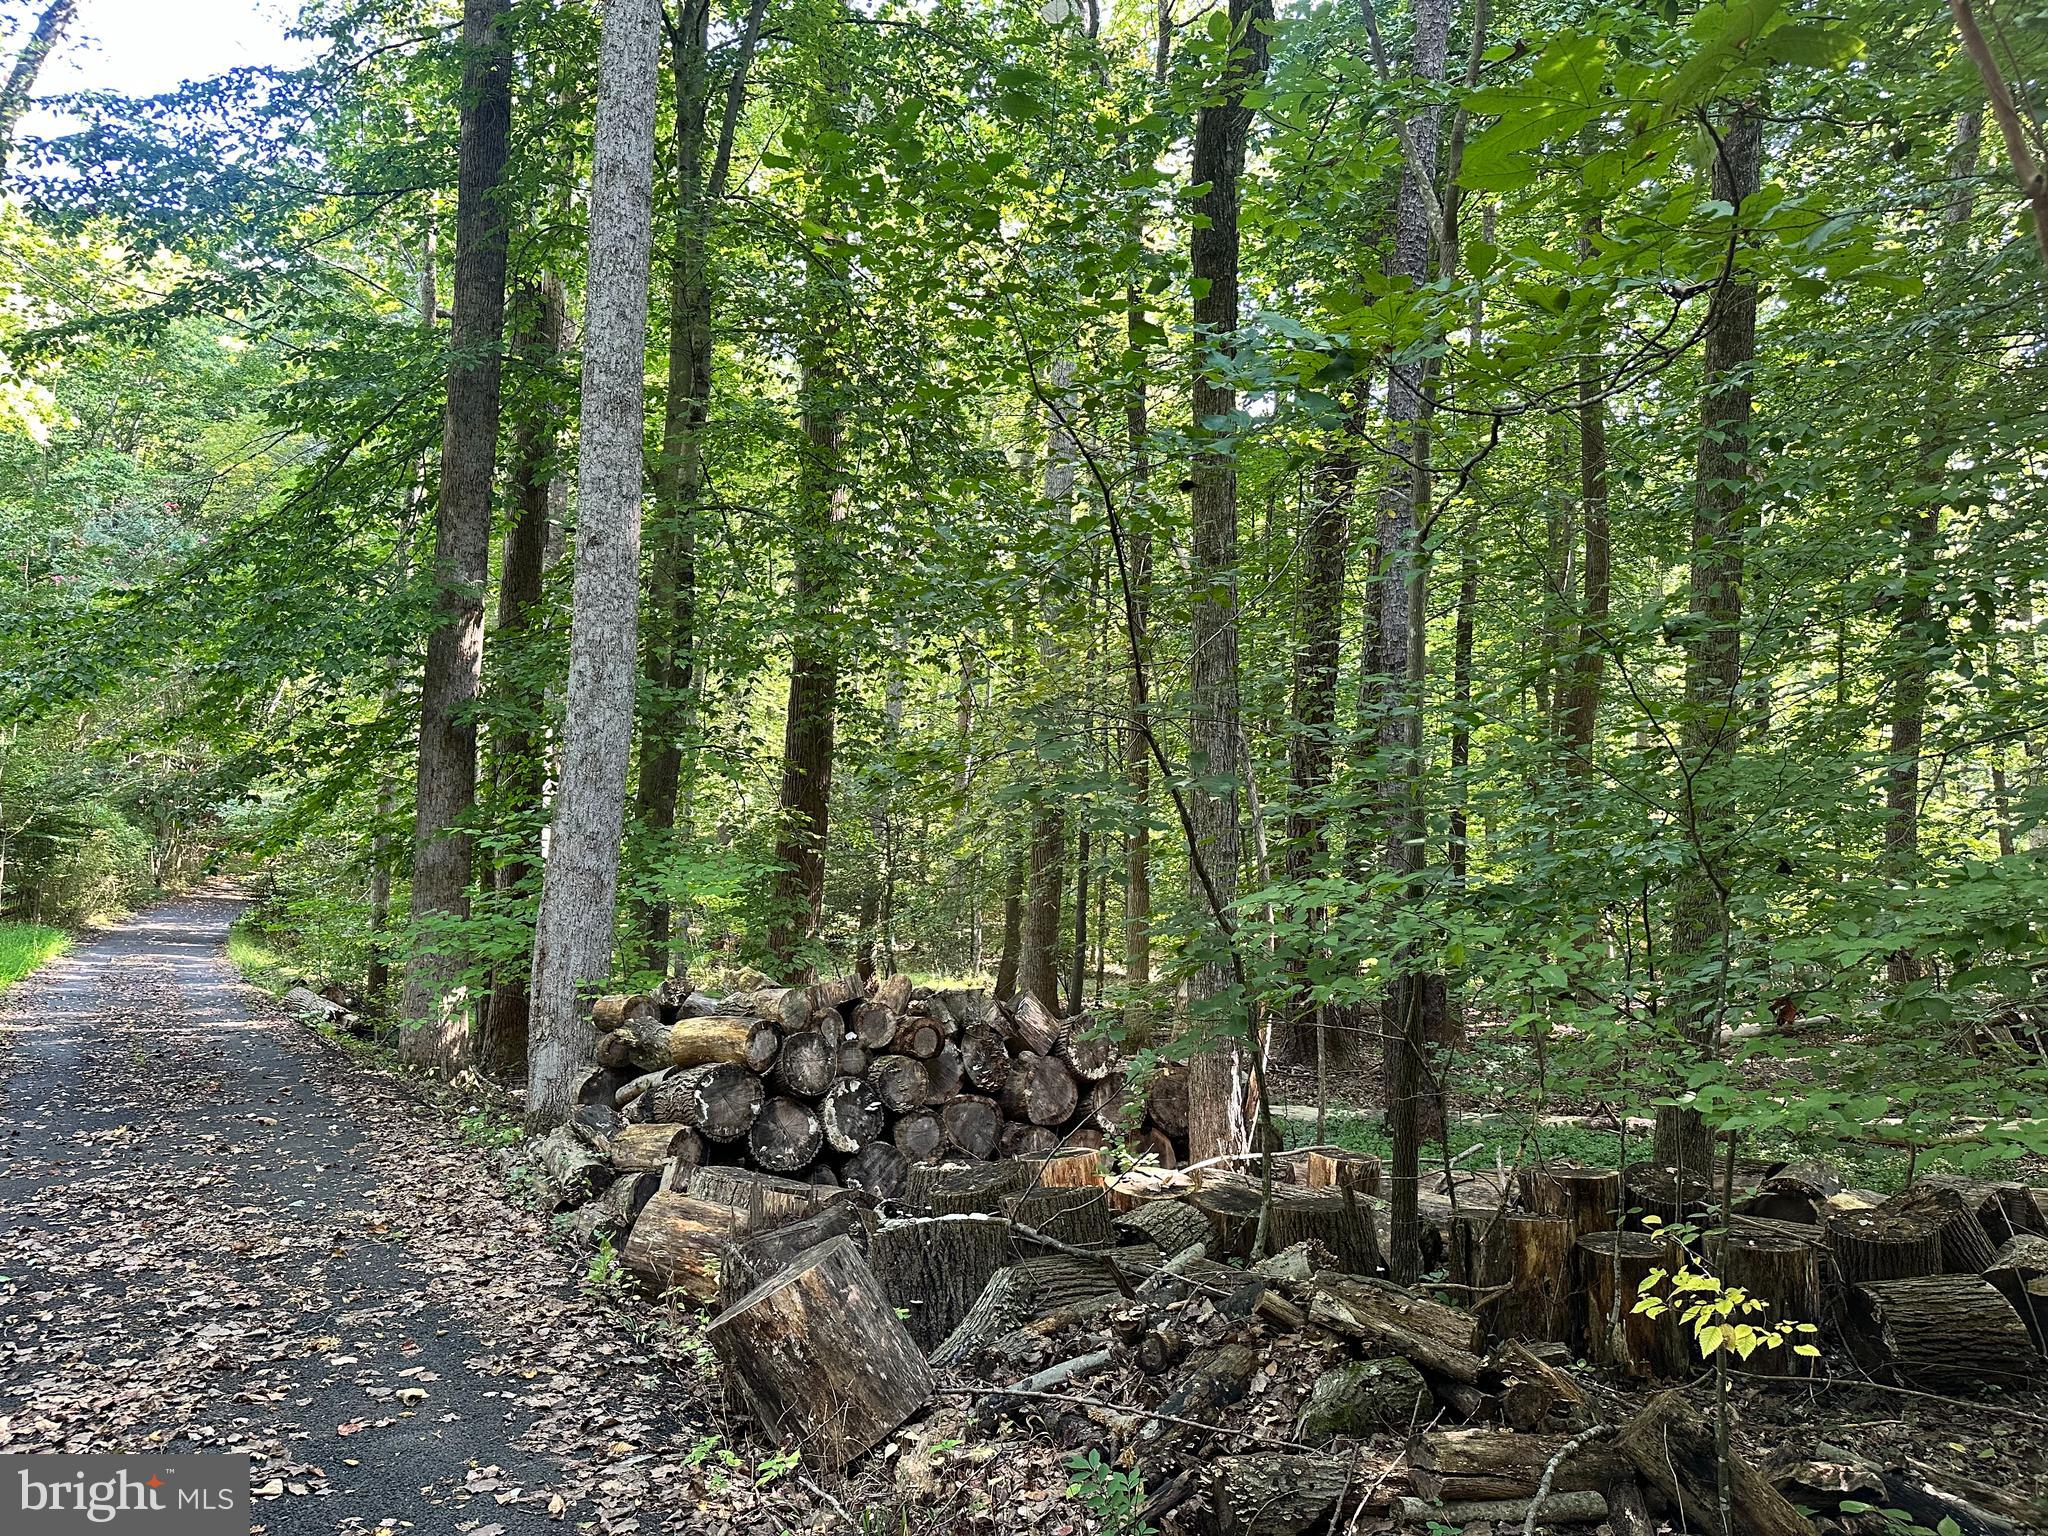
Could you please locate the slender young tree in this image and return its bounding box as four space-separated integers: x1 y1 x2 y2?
400 0 514 1068
1371 0 1453 1283
1020 367 1077 1010
1657 104 1762 1171
526 0 663 1126
1182 0 1274 1161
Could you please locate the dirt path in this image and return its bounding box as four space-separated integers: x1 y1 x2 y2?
0 889 707 1535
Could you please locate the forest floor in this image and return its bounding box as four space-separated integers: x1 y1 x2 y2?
0 887 751 1536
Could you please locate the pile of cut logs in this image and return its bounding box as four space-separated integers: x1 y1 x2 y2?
507 1101 2048 1533
528 975 1184 1216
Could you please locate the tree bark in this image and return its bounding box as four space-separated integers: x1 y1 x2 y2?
766 81 849 970
1656 104 1761 1171
1182 0 1274 1162
1885 113 1979 986
631 0 768 974
478 272 567 1077
1374 0 1454 1282
0 0 78 178
400 0 515 1071
525 0 662 1127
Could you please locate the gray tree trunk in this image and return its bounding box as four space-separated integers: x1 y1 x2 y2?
526 0 663 1127
1372 0 1452 1282
0 0 78 177
1182 0 1273 1162
400 0 514 1072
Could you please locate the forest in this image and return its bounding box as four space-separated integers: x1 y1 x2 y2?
1 0 2047 1527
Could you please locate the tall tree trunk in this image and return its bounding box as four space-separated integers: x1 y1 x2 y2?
1447 206 1489 886
525 0 662 1127
0 0 77 178
368 225 442 1008
1656 105 1762 1171
477 273 567 1078
1885 112 1981 987
1020 368 1078 1010
994 843 1026 1000
400 0 514 1071
1559 267 1609 769
1373 0 1453 1283
1122 296 1155 1043
631 0 769 975
1182 0 1273 1162
766 85 849 972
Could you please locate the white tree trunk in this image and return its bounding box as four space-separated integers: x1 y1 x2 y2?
526 0 663 1127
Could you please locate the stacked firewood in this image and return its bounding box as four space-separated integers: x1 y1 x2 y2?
542 974 1176 1204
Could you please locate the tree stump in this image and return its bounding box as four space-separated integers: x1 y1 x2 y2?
868 1214 1012 1350
1846 1274 2043 1393
706 1237 933 1471
820 1077 885 1154
939 1095 1002 1158
1007 1185 1113 1250
1827 1205 1943 1284
1615 1390 1816 1536
719 1198 873 1302
1036 1147 1105 1188
1891 1183 2000 1273
748 1097 823 1173
892 1110 943 1161
1267 1189 1381 1274
1574 1230 1685 1377
772 1030 836 1098
1712 1228 1822 1377
867 1053 930 1113
1622 1160 1713 1230
1985 1234 2048 1349
609 1122 701 1175
1304 1148 1382 1196
908 1158 1033 1215
643 1061 764 1142
1489 1213 1574 1343
1187 1182 1265 1259
620 1191 743 1301
1446 1209 1511 1300
1001 1052 1081 1127
1518 1164 1622 1234
1737 1159 1841 1223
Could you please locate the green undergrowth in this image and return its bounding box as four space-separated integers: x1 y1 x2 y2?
1276 1106 2020 1196
225 920 294 994
0 922 70 987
